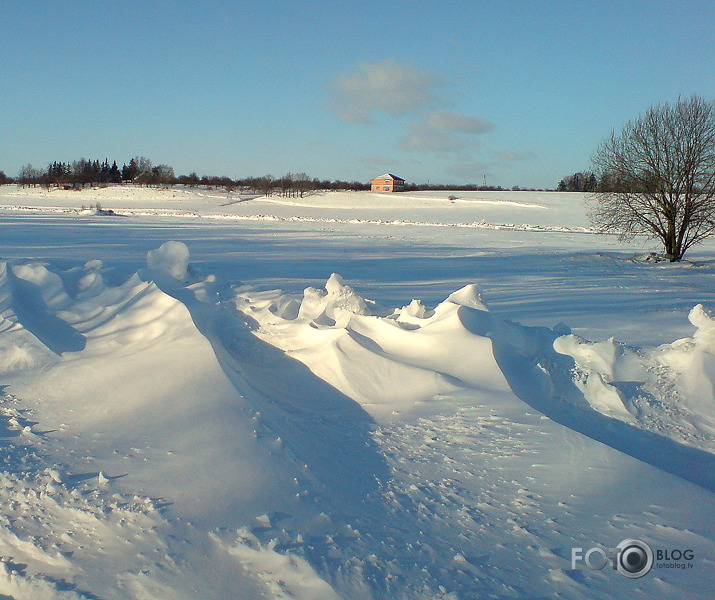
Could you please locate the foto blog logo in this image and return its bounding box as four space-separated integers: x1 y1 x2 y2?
571 538 654 579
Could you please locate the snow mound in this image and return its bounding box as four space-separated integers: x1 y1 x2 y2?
298 273 369 326
77 206 116 216
651 304 715 420
445 283 489 311
397 298 435 320
146 240 190 282
553 335 634 418
689 303 715 353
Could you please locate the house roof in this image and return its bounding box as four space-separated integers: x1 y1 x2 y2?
371 173 405 181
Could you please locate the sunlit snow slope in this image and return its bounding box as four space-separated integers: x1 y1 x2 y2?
0 241 713 599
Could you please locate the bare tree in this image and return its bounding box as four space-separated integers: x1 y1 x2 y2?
277 172 294 197
18 164 42 187
589 95 715 261
293 172 314 197
255 174 275 197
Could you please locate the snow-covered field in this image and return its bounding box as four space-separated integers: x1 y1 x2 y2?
0 185 713 599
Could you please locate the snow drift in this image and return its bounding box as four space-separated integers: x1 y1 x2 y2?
0 242 713 599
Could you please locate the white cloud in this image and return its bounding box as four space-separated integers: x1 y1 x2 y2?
327 59 441 123
400 110 495 153
327 60 499 164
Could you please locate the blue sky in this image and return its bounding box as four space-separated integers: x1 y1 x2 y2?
1 0 714 188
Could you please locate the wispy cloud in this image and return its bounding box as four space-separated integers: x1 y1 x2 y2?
361 156 401 168
327 59 441 123
425 110 495 135
496 150 537 162
401 110 495 153
327 59 506 174
401 126 467 152
443 150 536 182
445 162 494 180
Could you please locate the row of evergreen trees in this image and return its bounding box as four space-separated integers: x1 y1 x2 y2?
15 157 175 189
556 170 678 193
556 171 599 192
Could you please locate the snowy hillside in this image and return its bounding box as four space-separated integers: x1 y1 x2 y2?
0 186 713 599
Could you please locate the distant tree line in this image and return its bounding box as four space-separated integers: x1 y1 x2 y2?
2 156 548 193
176 172 371 197
556 170 654 193
14 156 176 189
556 171 599 192
403 182 543 192
5 157 373 196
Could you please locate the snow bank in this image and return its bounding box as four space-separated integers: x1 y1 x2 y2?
0 262 69 373
4 241 715 466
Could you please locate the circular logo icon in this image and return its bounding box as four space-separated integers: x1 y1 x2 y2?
616 539 653 579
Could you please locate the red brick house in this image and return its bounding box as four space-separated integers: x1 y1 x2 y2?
370 173 405 192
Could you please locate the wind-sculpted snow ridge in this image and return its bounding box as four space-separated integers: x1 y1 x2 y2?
553 307 715 447
242 269 715 483
0 242 714 599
